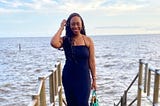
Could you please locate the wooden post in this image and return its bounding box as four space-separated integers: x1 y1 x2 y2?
153 70 160 106
49 70 54 104
137 59 143 106
59 87 63 106
57 62 63 106
52 71 56 106
39 77 46 106
18 43 21 52
32 95 40 106
54 70 58 95
121 96 123 106
147 68 151 97
57 62 62 86
144 63 148 93
120 90 127 106
124 91 127 106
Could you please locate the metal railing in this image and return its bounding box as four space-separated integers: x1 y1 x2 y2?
28 61 67 106
114 73 138 106
114 59 160 106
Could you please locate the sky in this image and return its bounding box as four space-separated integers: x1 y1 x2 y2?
0 0 160 37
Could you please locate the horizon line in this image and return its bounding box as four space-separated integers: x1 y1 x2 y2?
0 33 160 38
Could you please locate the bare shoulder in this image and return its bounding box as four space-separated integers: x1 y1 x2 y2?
83 35 94 47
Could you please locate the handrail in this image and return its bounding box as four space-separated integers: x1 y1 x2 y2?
137 59 160 106
114 72 139 106
126 73 138 92
114 59 160 106
28 61 67 106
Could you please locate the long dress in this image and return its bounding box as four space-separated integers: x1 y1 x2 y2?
62 37 91 106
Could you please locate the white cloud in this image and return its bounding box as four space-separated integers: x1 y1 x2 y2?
0 0 156 15
0 0 59 13
0 0 160 36
0 7 24 13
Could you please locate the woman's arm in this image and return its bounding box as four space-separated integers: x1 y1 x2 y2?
88 37 97 90
50 19 66 48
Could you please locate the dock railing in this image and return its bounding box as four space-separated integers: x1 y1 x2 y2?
114 59 160 106
28 61 67 106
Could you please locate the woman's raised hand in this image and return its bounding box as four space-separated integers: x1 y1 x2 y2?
60 19 67 30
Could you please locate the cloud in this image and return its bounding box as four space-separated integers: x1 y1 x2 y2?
95 25 160 33
0 0 59 13
59 0 107 11
145 26 160 31
56 0 148 15
0 0 157 15
96 25 142 29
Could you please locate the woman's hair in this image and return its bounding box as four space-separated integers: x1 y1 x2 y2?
62 13 86 61
65 13 86 37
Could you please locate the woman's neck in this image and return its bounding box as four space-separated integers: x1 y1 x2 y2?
73 34 82 39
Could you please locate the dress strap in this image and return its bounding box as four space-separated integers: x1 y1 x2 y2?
82 36 87 46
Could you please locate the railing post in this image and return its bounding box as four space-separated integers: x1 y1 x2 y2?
144 63 148 93
49 70 55 104
121 96 123 106
54 69 58 95
124 91 127 106
59 87 63 106
57 62 63 106
153 69 160 106
39 77 46 106
32 95 40 106
120 90 127 106
147 68 151 97
57 62 62 86
52 70 56 106
137 59 143 106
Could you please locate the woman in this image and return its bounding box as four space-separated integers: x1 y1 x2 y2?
50 13 97 106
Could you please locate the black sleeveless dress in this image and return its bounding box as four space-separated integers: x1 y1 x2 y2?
62 37 91 106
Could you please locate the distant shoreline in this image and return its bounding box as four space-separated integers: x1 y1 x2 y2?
0 33 159 38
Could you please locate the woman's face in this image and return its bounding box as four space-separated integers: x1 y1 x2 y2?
70 16 82 35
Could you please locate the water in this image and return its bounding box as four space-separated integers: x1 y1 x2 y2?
0 35 160 106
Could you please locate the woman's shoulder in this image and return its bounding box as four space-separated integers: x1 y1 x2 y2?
82 35 91 40
82 35 94 47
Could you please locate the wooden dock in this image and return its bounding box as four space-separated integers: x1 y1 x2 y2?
28 59 160 106
114 59 160 106
28 61 66 106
